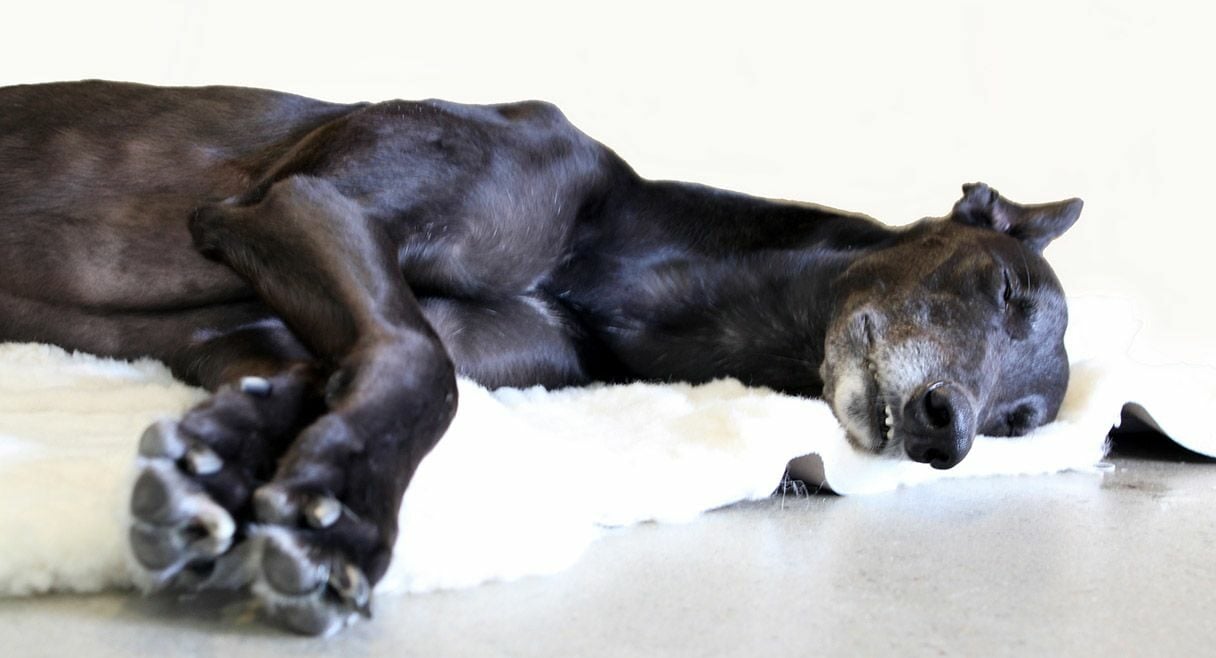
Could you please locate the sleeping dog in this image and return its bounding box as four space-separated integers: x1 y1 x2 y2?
0 80 1082 634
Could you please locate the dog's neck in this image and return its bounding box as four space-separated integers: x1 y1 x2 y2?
562 177 896 395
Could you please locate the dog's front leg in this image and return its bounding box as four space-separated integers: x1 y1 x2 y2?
185 176 458 635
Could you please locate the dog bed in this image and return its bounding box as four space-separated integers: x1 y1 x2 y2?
0 296 1210 597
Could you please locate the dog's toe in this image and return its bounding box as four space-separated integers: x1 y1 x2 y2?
254 530 372 636
128 461 237 585
128 522 186 570
128 420 249 589
130 465 185 524
262 531 328 595
138 419 188 459
250 482 379 635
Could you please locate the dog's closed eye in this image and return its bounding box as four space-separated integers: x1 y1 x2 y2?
1001 270 1035 340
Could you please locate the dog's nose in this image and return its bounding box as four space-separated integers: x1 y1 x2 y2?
902 382 976 469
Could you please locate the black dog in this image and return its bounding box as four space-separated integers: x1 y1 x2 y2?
0 80 1082 634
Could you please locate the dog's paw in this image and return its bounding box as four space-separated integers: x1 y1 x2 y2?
127 372 321 589
248 481 385 635
128 420 243 588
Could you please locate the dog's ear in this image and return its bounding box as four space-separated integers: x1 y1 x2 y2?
950 182 1083 252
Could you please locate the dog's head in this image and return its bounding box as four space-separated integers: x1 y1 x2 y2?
820 183 1082 468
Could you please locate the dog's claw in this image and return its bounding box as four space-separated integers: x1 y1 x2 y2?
138 420 187 459
253 484 298 524
305 496 342 529
184 445 223 475
330 562 371 612
196 505 236 542
240 376 273 397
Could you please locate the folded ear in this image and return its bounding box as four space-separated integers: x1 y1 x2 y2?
950 182 1083 252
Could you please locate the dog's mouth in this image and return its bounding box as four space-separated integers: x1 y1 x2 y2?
864 356 897 453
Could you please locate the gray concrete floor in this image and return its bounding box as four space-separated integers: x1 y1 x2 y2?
1 434 1213 658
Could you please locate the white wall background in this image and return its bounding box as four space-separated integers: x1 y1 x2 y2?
3 0 1213 365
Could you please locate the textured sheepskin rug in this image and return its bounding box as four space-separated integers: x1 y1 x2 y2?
0 297 1209 597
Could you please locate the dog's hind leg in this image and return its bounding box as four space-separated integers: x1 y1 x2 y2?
182 175 458 635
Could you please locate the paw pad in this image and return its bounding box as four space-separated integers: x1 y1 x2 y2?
138 419 187 459
254 530 373 636
128 461 236 584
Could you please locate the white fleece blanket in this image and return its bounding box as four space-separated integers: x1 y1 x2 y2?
0 297 1210 597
